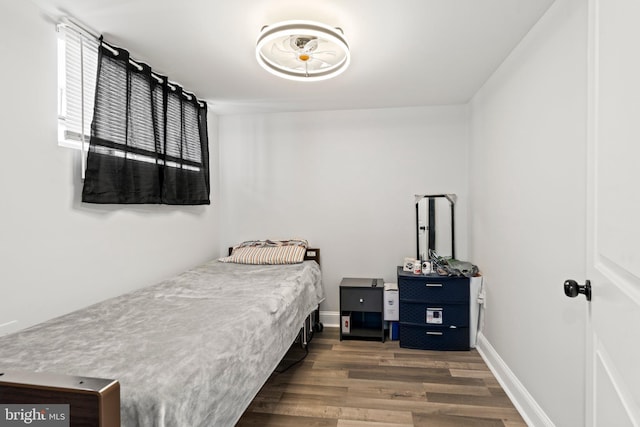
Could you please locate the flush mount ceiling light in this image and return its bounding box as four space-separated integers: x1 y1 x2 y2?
256 20 350 82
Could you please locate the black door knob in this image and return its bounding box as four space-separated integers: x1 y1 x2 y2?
564 279 592 301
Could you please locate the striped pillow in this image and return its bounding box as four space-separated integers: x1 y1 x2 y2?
219 239 308 265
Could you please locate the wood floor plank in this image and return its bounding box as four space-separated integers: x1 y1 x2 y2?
482 377 502 387
235 327 526 427
346 385 429 401
236 412 338 427
247 400 340 419
343 396 432 413
348 365 451 380
449 368 499 379
425 391 517 408
337 420 413 427
333 406 413 424
502 420 529 427
348 367 486 387
393 349 486 363
275 365 349 380
277 391 349 407
412 413 506 427
411 402 524 421
273 373 430 391
380 357 490 371
422 382 493 397
267 383 349 398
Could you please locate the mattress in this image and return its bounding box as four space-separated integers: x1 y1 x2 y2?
0 260 324 426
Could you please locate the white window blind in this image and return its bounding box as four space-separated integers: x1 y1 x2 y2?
57 23 99 151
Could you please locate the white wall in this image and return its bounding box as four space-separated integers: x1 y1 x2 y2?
469 0 587 425
218 106 469 315
0 0 220 335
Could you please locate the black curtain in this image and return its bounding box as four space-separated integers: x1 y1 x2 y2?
82 40 210 205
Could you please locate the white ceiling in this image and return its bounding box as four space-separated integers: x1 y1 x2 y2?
31 0 556 115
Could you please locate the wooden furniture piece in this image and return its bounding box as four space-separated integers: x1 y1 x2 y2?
0 370 120 427
397 267 470 350
339 278 384 342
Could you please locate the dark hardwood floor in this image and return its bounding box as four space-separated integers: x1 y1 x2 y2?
236 327 526 427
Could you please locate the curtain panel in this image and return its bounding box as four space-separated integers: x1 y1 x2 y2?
82 41 210 205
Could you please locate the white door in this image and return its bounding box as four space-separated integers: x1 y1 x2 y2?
584 0 640 424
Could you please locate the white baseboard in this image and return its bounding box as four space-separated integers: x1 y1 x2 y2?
476 332 554 427
319 310 340 328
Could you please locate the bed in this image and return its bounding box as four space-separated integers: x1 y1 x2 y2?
0 244 324 426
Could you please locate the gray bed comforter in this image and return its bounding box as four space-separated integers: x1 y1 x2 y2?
0 260 324 426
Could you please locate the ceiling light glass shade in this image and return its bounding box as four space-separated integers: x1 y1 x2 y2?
256 20 350 82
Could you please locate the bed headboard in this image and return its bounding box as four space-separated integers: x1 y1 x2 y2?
227 247 321 265
304 248 321 265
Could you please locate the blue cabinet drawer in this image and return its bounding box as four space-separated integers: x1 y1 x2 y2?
399 324 469 351
399 301 469 326
398 277 469 303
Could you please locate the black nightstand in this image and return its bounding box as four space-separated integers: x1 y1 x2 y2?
339 278 385 342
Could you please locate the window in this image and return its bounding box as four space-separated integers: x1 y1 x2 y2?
56 21 210 205
57 23 98 151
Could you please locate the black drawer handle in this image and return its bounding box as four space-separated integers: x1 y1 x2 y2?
426 331 443 336
426 283 443 287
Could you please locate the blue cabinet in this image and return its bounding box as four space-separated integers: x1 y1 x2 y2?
397 267 470 350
